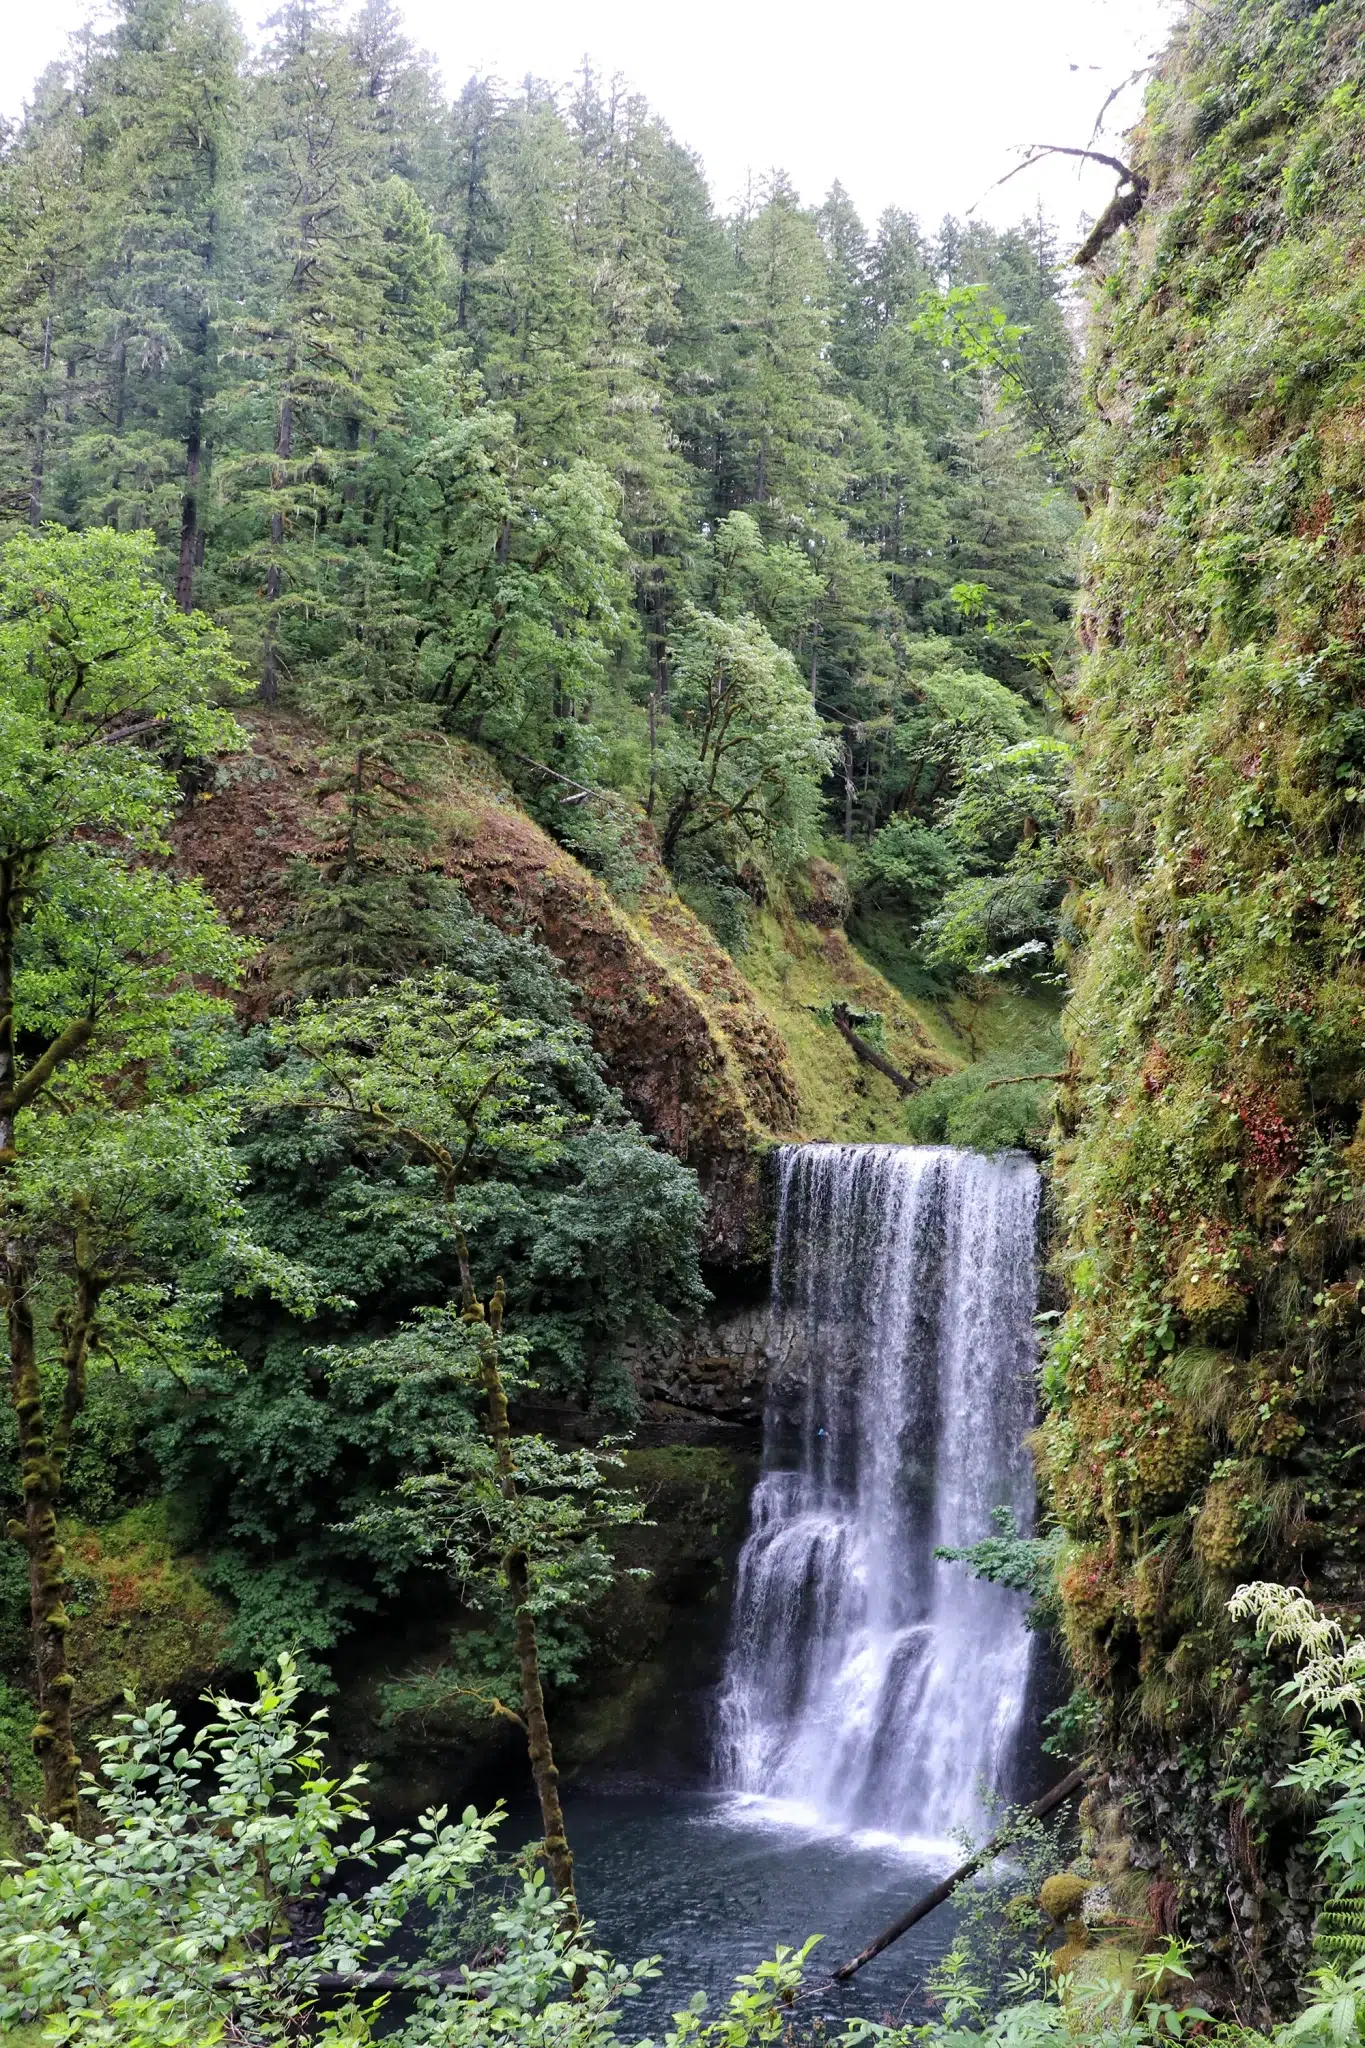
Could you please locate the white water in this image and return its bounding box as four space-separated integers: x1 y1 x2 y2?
714 1144 1040 1846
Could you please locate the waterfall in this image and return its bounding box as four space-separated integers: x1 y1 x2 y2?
714 1143 1040 1845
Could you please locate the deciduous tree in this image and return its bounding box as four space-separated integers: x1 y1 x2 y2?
0 526 248 1819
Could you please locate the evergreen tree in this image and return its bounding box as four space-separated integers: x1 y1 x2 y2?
0 68 92 533
0 2 1081 966
78 0 244 606
212 0 397 697
719 176 846 527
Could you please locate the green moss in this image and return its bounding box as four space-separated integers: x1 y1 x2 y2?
64 1503 231 1724
731 887 964 1141
612 1446 755 1579
1049 0 1365 2003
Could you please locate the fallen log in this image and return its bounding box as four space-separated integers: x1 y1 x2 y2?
982 1071 1066 1092
830 1003 918 1097
832 1767 1087 1983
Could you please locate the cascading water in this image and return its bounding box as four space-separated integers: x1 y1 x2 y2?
715 1143 1040 1845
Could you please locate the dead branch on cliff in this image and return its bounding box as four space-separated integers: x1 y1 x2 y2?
978 143 1149 267
982 1070 1067 1091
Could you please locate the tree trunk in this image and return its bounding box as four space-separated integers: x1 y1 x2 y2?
506 1541 576 1906
645 551 669 711
176 430 201 613
833 1768 1087 1981
1 878 103 1827
830 1003 918 1096
456 129 482 334
473 1279 578 1917
660 794 691 867
5 1257 81 1826
262 388 293 703
27 313 52 529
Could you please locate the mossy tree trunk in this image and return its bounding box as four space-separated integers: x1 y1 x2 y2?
366 1094 580 1917
464 1266 578 1919
3 1240 102 1828
0 888 103 1826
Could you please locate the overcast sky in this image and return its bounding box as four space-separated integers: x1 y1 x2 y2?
3 0 1181 242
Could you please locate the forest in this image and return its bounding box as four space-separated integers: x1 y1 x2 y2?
5 0 1365 2043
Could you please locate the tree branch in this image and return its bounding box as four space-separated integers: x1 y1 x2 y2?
982 1070 1066 1091
833 1768 1087 1981
2 1015 94 1114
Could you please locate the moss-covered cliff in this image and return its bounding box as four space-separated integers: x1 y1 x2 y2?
1048 0 1365 2004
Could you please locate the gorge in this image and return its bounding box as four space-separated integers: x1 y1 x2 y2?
9 0 1365 2037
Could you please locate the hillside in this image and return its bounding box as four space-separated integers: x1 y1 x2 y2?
171 715 961 1264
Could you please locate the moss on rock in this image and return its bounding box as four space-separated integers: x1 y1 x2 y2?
64 1505 231 1728
1050 0 1365 2008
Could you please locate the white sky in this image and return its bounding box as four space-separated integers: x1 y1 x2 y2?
2 0 1181 241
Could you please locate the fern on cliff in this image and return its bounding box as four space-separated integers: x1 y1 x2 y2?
1233 1585 1365 1979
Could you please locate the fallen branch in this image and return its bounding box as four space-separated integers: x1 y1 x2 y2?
1010 142 1139 188
982 1071 1067 1092
832 1767 1087 1983
1074 180 1149 268
502 748 597 799
310 1969 468 1993
220 1965 473 1995
830 1003 918 1097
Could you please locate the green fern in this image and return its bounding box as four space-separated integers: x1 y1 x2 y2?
1313 1894 1365 1965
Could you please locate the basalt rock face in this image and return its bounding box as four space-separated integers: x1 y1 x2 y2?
627 1296 794 1429
324 1442 759 1806
170 721 801 1264
1050 0 1365 2011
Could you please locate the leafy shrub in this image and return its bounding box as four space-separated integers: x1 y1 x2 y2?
528 783 651 904
670 840 755 956
0 1658 1216 2048
905 1058 1057 1154
63 1507 231 1711
852 816 961 921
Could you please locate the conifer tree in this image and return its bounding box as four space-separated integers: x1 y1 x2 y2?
76 0 244 606
214 0 394 698
720 177 846 527
0 69 91 534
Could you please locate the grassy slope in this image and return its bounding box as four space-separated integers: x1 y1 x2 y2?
734 900 956 1143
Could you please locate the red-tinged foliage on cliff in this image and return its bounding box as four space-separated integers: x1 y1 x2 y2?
1046 0 1365 2004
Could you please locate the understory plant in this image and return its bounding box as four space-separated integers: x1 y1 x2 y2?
0 1659 1212 2048
26 1585 1365 2048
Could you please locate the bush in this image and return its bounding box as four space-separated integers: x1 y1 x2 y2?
905 1058 1056 1154
852 816 961 922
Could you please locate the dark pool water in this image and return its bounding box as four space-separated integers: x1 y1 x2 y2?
500 1783 962 2036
